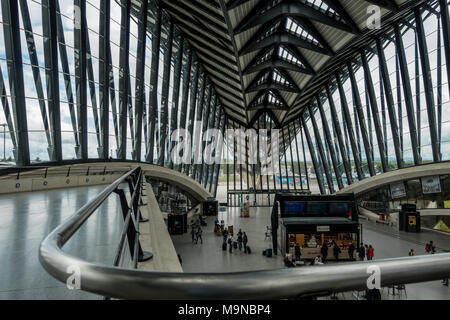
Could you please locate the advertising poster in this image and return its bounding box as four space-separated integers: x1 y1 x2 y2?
390 181 406 199
421 176 441 194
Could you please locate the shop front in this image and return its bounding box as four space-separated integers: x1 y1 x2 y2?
280 217 360 260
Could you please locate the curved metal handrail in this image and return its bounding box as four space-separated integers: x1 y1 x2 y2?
40 168 450 300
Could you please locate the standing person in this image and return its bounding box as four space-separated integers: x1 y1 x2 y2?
191 227 196 244
228 234 234 253
222 230 228 247
333 241 341 261
368 245 374 260
348 243 355 261
430 241 436 254
365 244 369 260
294 243 302 262
237 230 243 251
358 243 366 261
320 241 328 263
243 232 248 253
196 227 203 244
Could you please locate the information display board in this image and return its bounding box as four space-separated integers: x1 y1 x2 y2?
390 182 406 199
421 176 441 194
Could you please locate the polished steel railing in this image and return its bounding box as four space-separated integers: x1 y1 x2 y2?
40 168 450 299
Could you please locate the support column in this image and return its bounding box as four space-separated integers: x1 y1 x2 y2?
133 0 148 162
118 0 131 160
347 62 376 177
376 36 403 169
178 45 192 172
394 24 421 165
1 0 30 165
308 104 334 194
415 8 440 162
301 116 325 195
336 73 363 181
147 6 162 163
158 21 174 167
74 0 88 160
316 95 344 189
361 50 388 173
169 34 184 169
99 0 111 160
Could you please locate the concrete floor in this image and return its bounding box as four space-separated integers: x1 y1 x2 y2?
171 206 285 273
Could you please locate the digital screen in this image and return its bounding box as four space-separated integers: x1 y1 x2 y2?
306 202 328 215
328 202 349 216
284 202 306 215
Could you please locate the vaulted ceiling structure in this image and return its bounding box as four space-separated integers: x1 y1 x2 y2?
159 0 426 129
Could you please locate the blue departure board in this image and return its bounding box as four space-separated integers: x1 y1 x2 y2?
284 201 306 214
306 202 328 215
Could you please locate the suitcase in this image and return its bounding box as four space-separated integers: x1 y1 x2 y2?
222 243 227 251
246 246 251 254
233 241 238 249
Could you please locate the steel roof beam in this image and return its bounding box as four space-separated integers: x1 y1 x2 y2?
243 56 312 75
240 31 332 56
237 0 355 34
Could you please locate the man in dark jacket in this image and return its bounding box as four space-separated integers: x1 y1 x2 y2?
333 242 341 261
243 232 248 253
358 243 366 261
320 242 328 263
294 244 301 262
349 243 355 261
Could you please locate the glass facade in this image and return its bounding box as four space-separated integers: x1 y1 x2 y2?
0 0 224 196
297 0 450 194
0 0 449 200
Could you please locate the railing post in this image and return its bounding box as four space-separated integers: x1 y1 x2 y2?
113 188 137 260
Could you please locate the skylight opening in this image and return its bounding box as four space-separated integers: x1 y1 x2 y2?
285 17 321 47
299 0 342 21
272 69 290 86
278 46 305 68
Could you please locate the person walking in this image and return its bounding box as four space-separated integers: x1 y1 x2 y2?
228 234 234 253
196 227 203 244
358 243 366 261
333 241 341 261
237 230 243 251
243 232 248 253
321 241 328 263
222 230 228 247
430 241 436 254
191 227 196 244
348 243 355 261
368 245 374 260
294 243 302 262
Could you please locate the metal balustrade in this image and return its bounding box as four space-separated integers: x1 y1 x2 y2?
39 166 450 300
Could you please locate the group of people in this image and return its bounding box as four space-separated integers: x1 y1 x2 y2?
191 226 203 244
223 228 249 254
356 243 375 261
425 241 436 254
319 241 347 262
424 241 447 286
